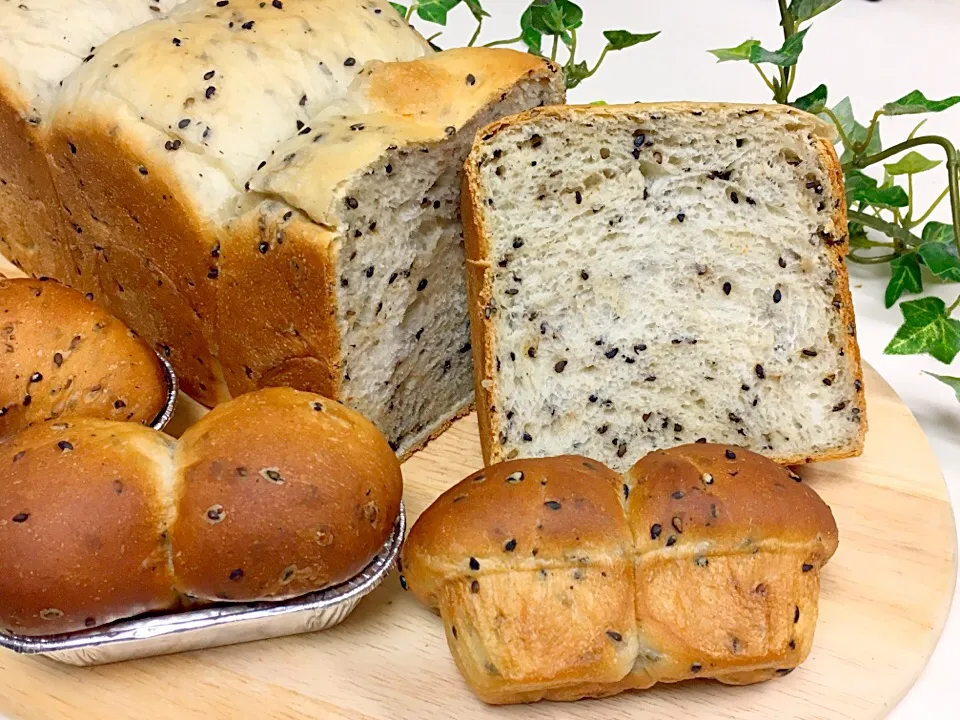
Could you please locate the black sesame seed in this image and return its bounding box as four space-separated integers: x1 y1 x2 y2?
544 500 561 511
466 73 476 86
623 483 630 500
677 212 686 223
272 0 282 7
575 191 583 205
57 441 74 453
172 37 182 45
723 282 732 295
725 449 737 460
345 197 359 209
650 524 662 539
634 343 647 353
855 379 863 392
580 270 589 280
789 640 796 650
730 191 739 204
597 424 608 435
672 491 685 500
802 563 814 572
617 443 628 458
203 70 216 81
138 166 149 176
513 237 524 249
633 131 646 146
12 513 29 523
588 394 598 403
823 377 833 386
606 631 623 642
207 268 219 280
504 539 517 552
216 0 228 5
691 663 702 673
832 402 846 412
470 580 480 593
258 241 269 254
604 348 619 359
344 57 356 67
365 266 374 278
794 606 800 623
779 257 787 269
756 364 766 379
773 288 782 303
22 395 31 407
451 625 457 638
53 353 63 367
554 360 568 373
229 568 244 581
469 557 480 571
29 372 42 383
522 432 533 442
398 575 408 591
666 535 677 547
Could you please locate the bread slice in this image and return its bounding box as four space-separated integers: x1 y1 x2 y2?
0 0 182 283
226 48 565 457
463 103 865 471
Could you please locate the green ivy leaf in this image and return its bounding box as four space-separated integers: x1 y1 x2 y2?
828 97 882 161
923 221 955 245
885 253 923 308
791 84 828 114
883 151 941 176
883 90 960 116
848 221 870 249
564 59 590 89
389 2 408 17
589 100 608 105
520 6 543 54
416 0 461 25
885 296 960 364
924 372 960 402
918 242 960 282
788 0 843 23
846 170 908 208
708 39 759 63
748 27 809 67
462 0 490 21
603 30 660 51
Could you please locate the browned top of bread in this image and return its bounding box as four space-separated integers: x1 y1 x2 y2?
171 387 403 602
0 419 178 635
403 456 629 606
626 444 839 559
0 278 168 438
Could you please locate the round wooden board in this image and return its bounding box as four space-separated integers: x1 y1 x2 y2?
0 365 954 720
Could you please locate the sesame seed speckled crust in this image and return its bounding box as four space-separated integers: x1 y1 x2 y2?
401 446 838 704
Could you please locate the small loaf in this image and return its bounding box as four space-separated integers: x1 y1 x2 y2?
462 103 866 472
0 277 168 439
0 388 402 636
401 446 838 705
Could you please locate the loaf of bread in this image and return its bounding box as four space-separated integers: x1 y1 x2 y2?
226 48 564 456
0 387 401 636
0 277 169 439
39 0 431 406
401 445 838 704
462 103 866 472
0 0 183 283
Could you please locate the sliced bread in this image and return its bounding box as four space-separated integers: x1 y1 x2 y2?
226 48 565 457
463 103 865 471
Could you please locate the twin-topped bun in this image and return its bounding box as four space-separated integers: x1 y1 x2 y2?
0 388 402 636
401 444 838 705
0 278 169 439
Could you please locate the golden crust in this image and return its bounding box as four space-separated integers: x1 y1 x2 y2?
462 102 866 468
401 445 839 704
171 388 402 602
0 278 168 438
0 419 179 636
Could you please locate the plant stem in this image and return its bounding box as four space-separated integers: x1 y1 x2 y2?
776 0 794 103
848 251 899 265
551 34 559 62
856 135 960 258
583 44 611 81
848 209 923 247
948 293 960 315
906 174 915 225
753 64 777 96
858 110 883 153
820 108 856 151
405 3 417 21
912 187 951 228
483 35 522 48
468 18 483 47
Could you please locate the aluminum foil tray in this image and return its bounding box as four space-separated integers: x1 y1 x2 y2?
0 503 405 666
150 352 179 433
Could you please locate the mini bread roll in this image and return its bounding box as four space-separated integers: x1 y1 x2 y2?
0 420 178 636
171 388 403 602
401 446 838 705
0 389 402 635
0 278 168 439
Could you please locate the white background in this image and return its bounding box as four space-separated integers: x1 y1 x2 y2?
432 1 958 717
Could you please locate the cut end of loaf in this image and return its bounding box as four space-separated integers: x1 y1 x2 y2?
464 103 865 472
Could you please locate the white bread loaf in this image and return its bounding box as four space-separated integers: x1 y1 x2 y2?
0 388 402 636
402 446 839 705
225 48 565 456
0 0 183 283
42 0 432 404
462 103 866 472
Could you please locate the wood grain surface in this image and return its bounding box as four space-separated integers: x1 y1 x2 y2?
0 261 955 719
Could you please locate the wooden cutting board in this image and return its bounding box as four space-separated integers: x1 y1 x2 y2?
0 354 954 719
